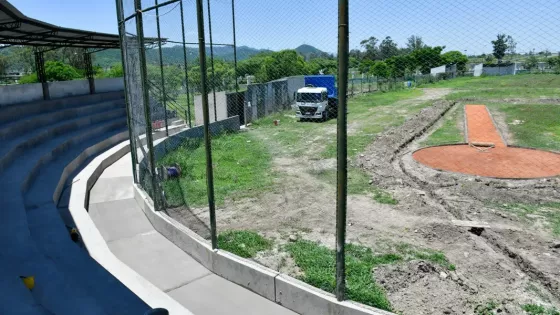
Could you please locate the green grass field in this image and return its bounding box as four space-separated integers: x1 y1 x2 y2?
284 239 455 311
158 131 273 207
421 105 465 146
422 74 560 150
492 103 560 151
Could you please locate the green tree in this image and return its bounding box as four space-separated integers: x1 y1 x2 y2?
148 64 184 97
349 56 360 69
358 59 375 75
442 51 469 72
411 46 444 74
359 36 379 60
0 55 7 76
379 36 399 60
386 55 414 78
524 52 539 71
103 64 124 78
406 35 426 52
547 56 560 73
44 61 81 81
371 61 390 79
484 54 496 64
237 52 271 77
256 50 306 82
19 73 38 84
306 58 337 75
506 35 517 56
492 34 509 62
349 49 364 61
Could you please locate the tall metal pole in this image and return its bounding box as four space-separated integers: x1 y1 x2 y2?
336 0 349 302
155 0 169 136
195 0 218 249
115 0 138 183
135 0 160 210
231 0 242 125
179 0 192 128
206 0 218 122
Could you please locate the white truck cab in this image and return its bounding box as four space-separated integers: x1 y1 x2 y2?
293 86 329 120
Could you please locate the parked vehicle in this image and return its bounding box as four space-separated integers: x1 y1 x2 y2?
293 75 338 121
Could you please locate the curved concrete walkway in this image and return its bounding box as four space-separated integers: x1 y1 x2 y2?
89 153 297 315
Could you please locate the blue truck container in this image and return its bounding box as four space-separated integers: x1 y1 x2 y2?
304 75 338 98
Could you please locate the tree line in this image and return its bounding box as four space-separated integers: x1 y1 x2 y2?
348 35 468 79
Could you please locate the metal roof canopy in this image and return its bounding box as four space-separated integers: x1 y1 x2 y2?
0 0 120 49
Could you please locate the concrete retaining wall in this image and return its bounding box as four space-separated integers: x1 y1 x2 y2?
483 64 516 76
194 91 229 125
0 77 125 106
0 83 44 106
48 80 91 99
95 78 125 93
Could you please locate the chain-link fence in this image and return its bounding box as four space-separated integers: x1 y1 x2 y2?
117 0 560 314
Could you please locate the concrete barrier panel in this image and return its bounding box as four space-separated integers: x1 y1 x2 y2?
95 78 125 93
213 250 278 301
275 275 393 315
49 80 90 99
0 83 44 106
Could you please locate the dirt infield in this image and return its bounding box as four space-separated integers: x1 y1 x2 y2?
413 105 560 179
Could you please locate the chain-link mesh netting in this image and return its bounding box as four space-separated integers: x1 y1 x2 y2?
118 0 560 313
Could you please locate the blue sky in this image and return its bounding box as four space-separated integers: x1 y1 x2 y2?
13 0 560 55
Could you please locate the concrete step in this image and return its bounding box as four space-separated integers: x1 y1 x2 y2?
0 108 126 173
0 197 107 315
0 91 124 125
27 203 149 315
0 99 124 141
24 126 127 208
0 265 51 315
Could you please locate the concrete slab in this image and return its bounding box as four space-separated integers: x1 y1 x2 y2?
89 198 154 242
108 230 211 292
89 176 134 204
169 274 297 315
100 153 133 179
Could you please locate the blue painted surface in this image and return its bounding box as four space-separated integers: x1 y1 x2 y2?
0 93 150 315
304 75 338 98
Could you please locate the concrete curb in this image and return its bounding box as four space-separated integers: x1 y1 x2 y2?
66 138 192 314
134 185 393 315
53 130 128 205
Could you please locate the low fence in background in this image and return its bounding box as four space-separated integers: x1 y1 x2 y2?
0 77 125 106
244 76 304 123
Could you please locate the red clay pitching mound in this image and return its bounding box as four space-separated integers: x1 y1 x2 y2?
413 105 560 179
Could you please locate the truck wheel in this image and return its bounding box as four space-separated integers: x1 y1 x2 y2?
322 111 328 122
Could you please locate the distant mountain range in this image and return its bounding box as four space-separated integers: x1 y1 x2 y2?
94 44 327 67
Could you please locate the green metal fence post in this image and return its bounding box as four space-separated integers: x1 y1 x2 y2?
336 0 349 302
195 0 218 249
135 0 161 210
232 0 243 125
115 0 138 183
206 0 218 122
155 0 169 136
179 0 193 128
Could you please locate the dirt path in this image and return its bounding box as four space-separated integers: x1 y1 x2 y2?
465 105 506 147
